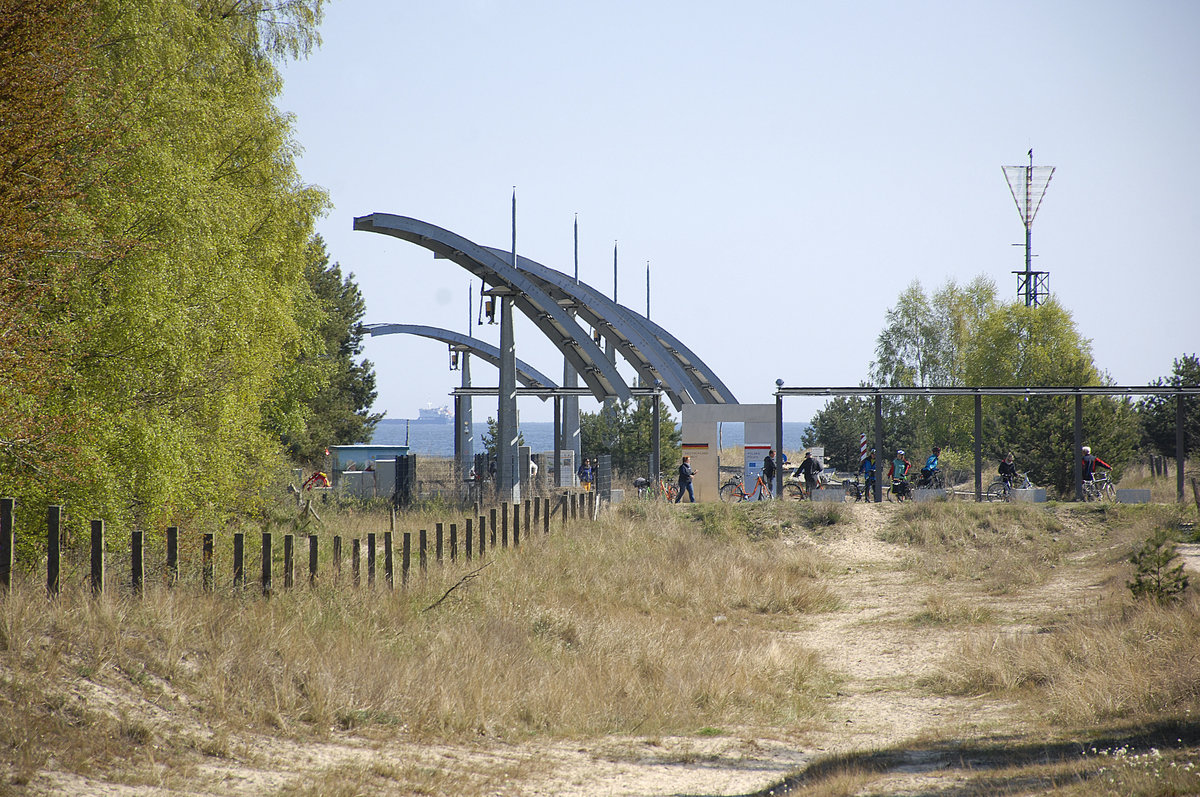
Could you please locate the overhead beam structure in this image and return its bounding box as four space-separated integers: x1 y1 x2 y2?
775 384 1200 503
362 323 558 391
354 214 629 403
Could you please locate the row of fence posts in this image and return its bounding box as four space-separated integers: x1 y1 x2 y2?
0 492 597 596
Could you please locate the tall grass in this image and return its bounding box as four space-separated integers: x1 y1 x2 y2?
0 500 836 785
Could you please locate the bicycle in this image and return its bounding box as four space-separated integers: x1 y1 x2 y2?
1082 473 1116 502
985 472 1033 503
888 475 914 502
843 476 864 502
915 468 945 490
655 473 679 502
719 474 773 502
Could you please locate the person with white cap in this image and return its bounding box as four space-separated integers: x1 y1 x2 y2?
888 449 911 500
1081 445 1110 482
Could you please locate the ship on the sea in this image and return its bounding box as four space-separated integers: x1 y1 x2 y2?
414 404 453 424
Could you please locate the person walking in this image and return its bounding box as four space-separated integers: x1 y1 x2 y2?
761 449 777 500
674 455 696 503
799 451 821 498
860 449 877 502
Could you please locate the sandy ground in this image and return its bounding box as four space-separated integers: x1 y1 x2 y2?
28 503 1200 796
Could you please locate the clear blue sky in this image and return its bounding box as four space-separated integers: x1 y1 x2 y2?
278 0 1200 424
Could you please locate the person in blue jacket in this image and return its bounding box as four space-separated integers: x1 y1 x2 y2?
920 446 941 487
860 449 877 502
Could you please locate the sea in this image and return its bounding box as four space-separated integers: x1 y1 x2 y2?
372 418 812 456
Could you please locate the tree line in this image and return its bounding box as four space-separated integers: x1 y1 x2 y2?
0 0 377 547
803 276 1197 494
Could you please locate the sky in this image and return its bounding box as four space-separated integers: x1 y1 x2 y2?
277 0 1200 425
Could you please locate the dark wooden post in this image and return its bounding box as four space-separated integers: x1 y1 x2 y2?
562 493 568 529
543 497 550 534
533 496 540 526
233 532 244 588
352 538 360 587
202 532 214 592
166 526 178 587
309 535 318 587
384 531 393 589
489 508 497 548
419 529 427 573
436 523 444 564
1177 392 1187 503
1074 393 1084 501
47 506 61 597
261 532 272 597
449 523 457 562
502 503 509 548
0 498 13 592
283 534 294 589
131 530 143 595
465 518 473 561
589 492 596 519
367 532 376 587
513 503 520 548
90 520 104 596
524 499 531 536
333 535 342 583
974 393 983 502
479 515 486 554
402 532 411 588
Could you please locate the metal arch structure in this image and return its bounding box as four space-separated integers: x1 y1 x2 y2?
483 248 718 409
353 213 630 403
362 323 559 393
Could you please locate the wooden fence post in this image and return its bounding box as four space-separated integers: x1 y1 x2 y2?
233 532 244 588
419 529 427 573
0 498 13 592
202 532 214 593
436 523 444 564
90 520 104 596
367 532 376 587
309 535 319 587
479 515 486 554
166 526 178 587
465 518 473 561
333 535 342 583
449 523 457 563
562 493 568 529
352 538 360 587
501 504 509 548
47 506 61 597
489 508 497 548
384 531 393 589
283 534 294 589
543 497 550 534
571 492 577 521
513 503 520 548
131 530 143 595
261 532 272 597
524 499 530 536
402 531 411 588
533 496 540 527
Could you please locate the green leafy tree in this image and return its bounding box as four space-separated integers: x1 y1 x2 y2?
480 418 525 464
1137 354 1200 459
272 236 382 464
961 298 1138 494
580 398 680 477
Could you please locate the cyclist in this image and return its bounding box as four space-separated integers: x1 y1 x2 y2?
798 451 821 497
1081 445 1110 483
919 446 941 488
888 449 911 500
998 452 1018 489
860 449 877 502
761 449 777 500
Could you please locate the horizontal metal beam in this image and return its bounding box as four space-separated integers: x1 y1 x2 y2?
452 387 664 399
775 385 1200 398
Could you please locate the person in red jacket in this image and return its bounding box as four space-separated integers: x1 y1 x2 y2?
1081 445 1110 481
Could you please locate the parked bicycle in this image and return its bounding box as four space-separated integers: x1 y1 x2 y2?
986 472 1033 503
720 474 773 502
888 475 914 502
1082 474 1116 502
915 468 945 490
843 476 864 502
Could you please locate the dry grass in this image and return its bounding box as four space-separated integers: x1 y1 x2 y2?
0 498 836 789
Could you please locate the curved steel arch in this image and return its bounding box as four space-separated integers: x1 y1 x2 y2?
485 247 736 406
363 323 558 395
353 213 630 402
483 247 697 409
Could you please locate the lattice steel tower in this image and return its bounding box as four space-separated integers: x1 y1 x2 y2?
1002 150 1055 306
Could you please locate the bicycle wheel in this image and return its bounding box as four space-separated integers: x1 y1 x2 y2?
985 482 1006 503
666 484 679 502
843 481 861 501
1102 481 1117 502
718 481 738 503
784 483 804 500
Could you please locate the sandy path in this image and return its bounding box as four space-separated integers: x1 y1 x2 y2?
38 502 1188 796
